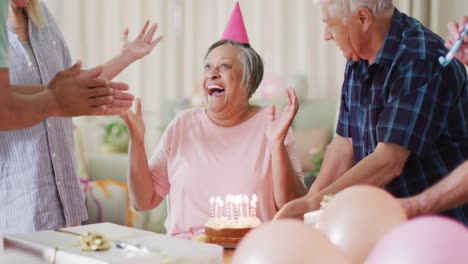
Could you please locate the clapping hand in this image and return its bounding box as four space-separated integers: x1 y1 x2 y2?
77 64 134 116
266 88 299 146
49 62 133 116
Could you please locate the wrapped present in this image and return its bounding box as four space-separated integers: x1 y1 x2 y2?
304 194 334 227
0 249 46 264
3 223 223 264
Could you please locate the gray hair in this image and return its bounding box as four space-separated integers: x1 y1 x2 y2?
324 0 394 21
204 40 264 98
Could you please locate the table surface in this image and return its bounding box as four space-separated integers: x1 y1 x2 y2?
224 249 234 264
1 236 236 263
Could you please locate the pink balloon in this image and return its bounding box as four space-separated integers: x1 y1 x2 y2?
257 74 286 100
232 219 349 264
366 216 468 264
317 185 407 264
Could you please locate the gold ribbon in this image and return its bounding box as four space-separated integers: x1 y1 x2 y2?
80 232 111 251
50 229 170 264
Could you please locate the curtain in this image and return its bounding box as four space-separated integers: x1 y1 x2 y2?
394 0 468 37
41 0 466 153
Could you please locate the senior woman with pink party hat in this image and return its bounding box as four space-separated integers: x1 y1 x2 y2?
120 2 307 238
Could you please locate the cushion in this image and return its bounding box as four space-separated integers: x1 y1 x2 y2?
81 179 143 228
73 123 89 180
294 127 330 172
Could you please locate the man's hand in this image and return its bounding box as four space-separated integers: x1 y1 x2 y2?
274 195 319 220
92 82 134 116
48 62 111 116
397 197 422 219
446 15 468 65
48 62 134 117
78 66 135 115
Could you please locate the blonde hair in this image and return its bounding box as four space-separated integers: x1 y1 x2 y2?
25 0 46 26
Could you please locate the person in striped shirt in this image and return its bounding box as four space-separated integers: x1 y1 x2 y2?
0 0 162 234
0 0 134 130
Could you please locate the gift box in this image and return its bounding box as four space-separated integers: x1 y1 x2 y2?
0 250 46 264
304 210 323 227
3 223 223 264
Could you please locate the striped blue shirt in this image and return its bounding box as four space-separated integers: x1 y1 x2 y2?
337 9 468 223
0 2 87 235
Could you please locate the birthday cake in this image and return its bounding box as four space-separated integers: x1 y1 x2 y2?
304 194 334 226
204 194 262 246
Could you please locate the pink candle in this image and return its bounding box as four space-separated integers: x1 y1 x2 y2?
229 196 234 220
250 200 255 218
235 195 241 218
219 200 224 218
209 197 215 218
243 194 249 217
225 195 231 219
215 196 221 218
234 197 239 220
251 194 258 217
252 194 257 202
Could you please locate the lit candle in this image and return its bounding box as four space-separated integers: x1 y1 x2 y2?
225 194 231 219
209 197 215 218
250 200 255 218
215 196 221 218
243 194 249 217
219 200 224 218
229 195 234 220
235 196 241 220
251 200 257 217
234 195 240 218
251 194 258 217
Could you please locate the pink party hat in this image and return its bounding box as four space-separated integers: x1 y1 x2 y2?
222 2 250 44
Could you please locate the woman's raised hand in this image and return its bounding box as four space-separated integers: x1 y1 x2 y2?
122 20 164 61
266 88 299 146
119 98 145 143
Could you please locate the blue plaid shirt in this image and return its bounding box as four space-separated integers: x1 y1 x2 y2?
337 9 468 224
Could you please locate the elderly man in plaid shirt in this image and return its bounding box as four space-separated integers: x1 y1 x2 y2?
399 15 468 219
276 0 468 224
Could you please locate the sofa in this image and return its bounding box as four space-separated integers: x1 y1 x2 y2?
292 99 339 187
82 153 167 233
76 99 339 233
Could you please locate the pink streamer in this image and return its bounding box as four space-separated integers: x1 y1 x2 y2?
80 179 103 223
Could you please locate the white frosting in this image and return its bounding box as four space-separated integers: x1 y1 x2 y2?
205 216 262 229
207 193 262 229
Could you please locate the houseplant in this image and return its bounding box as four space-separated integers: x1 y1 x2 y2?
100 121 129 154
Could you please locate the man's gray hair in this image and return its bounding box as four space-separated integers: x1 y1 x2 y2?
325 0 394 20
204 40 264 98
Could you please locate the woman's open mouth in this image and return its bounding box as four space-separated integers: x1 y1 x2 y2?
207 85 226 96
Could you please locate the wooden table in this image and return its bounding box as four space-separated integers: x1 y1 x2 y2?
223 249 234 264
